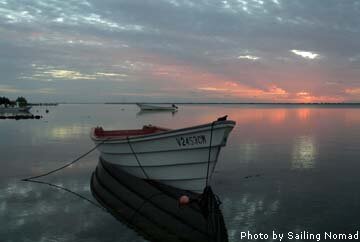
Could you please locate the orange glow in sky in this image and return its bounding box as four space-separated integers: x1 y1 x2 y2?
139 55 350 103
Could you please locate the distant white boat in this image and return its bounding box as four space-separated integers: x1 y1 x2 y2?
136 103 178 111
0 106 31 113
91 116 235 192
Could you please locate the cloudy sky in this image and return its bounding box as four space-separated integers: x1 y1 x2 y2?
0 0 360 102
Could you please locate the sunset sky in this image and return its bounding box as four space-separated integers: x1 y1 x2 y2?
1 0 360 102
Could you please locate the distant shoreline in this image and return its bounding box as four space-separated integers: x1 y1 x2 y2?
107 102 360 105
29 103 59 106
51 102 360 105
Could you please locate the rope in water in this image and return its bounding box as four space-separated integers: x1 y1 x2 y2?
22 138 109 181
24 179 105 210
21 138 110 211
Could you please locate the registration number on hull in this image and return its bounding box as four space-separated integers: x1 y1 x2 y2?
176 135 207 147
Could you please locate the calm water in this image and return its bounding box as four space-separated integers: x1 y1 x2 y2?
1 104 360 242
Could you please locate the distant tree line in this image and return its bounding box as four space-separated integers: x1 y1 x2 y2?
16 96 28 107
0 97 11 106
0 96 28 107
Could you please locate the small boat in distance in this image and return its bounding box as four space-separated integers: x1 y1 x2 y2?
91 116 235 192
136 103 178 111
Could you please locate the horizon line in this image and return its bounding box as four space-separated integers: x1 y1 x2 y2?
29 102 360 105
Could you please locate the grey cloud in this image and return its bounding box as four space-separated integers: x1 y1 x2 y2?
0 0 359 102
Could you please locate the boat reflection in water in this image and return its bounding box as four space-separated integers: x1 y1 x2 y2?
0 105 31 113
136 109 178 117
0 109 42 120
91 158 228 242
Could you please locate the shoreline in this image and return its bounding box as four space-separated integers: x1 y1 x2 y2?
61 102 360 105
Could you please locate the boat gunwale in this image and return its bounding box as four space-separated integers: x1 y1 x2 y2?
91 120 235 142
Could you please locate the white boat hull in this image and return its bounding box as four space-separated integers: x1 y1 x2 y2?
92 120 235 192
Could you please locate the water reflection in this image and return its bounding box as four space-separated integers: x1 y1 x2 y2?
345 110 360 124
91 158 228 242
50 125 91 139
136 109 178 117
269 109 287 124
291 136 317 169
190 108 295 126
0 109 42 120
0 176 129 242
239 143 258 163
219 186 281 241
0 107 31 114
0 110 31 115
297 109 311 121
2 104 360 242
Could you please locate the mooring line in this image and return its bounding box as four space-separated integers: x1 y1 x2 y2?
205 122 215 187
126 136 150 180
25 179 106 210
21 138 110 211
22 138 109 181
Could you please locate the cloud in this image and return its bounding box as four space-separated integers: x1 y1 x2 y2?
198 84 288 100
0 84 19 93
345 88 360 95
1 0 360 102
291 50 319 59
0 0 146 34
43 70 97 80
237 55 260 61
0 85 55 94
198 87 228 91
292 91 345 103
95 72 128 77
265 86 287 96
22 65 128 82
297 92 310 96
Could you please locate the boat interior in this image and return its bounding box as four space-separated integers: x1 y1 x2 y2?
93 125 170 138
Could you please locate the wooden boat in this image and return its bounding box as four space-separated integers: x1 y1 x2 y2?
91 116 235 192
136 103 178 111
91 158 228 242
